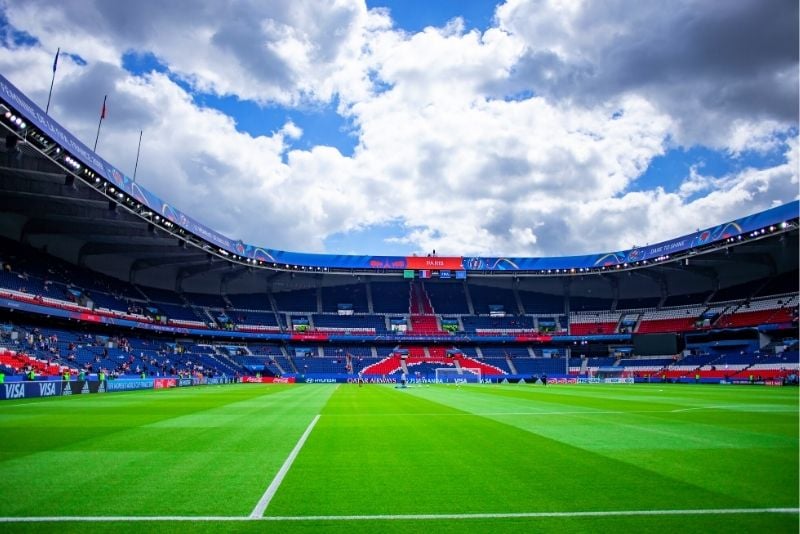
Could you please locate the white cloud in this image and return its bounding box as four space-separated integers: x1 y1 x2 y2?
280 120 303 140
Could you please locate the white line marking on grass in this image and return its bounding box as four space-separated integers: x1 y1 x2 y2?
322 410 669 417
0 516 250 522
262 508 800 521
671 406 727 413
249 414 320 519
0 508 796 523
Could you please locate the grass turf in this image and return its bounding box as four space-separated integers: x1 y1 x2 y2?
0 383 796 532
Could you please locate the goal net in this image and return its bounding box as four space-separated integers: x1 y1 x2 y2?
435 367 482 384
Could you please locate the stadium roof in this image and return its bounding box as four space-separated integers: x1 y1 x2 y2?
0 73 797 295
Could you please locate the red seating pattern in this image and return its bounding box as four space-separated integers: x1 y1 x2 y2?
570 322 617 335
716 308 794 329
0 349 65 376
637 318 698 333
360 354 505 376
409 316 441 333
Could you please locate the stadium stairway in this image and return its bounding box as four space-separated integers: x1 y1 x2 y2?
407 282 447 359
505 354 518 374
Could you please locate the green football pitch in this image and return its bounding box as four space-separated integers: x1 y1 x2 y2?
0 383 797 533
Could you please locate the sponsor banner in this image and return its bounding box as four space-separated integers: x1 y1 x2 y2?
290 332 329 342
603 377 635 384
575 377 633 384
346 377 397 384
0 381 64 400
154 378 177 389
177 378 194 387
242 376 296 383
405 256 464 270
205 377 234 385
66 380 89 395
547 377 578 384
514 334 553 343
105 379 155 392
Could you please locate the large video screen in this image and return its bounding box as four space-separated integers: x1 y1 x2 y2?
633 334 682 356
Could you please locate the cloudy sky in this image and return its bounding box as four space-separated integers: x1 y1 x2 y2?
0 0 797 257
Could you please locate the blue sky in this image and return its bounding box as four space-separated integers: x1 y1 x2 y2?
368 0 496 33
0 0 796 257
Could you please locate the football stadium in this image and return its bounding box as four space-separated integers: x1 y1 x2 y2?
0 2 798 533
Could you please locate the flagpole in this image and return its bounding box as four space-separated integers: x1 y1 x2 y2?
93 94 107 152
45 47 59 114
133 130 143 182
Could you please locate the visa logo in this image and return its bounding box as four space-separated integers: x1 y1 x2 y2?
39 382 57 396
5 383 25 399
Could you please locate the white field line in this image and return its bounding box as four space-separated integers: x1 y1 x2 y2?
670 405 728 413
249 414 320 518
0 507 796 523
316 409 708 417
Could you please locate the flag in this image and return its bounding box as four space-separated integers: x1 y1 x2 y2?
52 47 60 73
100 95 107 120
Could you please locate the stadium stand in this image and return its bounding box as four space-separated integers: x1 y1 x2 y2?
468 284 517 315
273 288 318 312
518 291 564 314
424 281 469 314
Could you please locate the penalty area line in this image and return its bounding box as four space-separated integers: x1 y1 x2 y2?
0 508 796 523
249 414 320 518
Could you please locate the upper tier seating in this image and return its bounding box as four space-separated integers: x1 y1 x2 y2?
226 293 272 311
569 311 621 335
424 282 469 314
370 282 410 313
570 296 614 312
184 292 228 309
636 306 707 333
468 284 517 315
320 284 369 313
518 291 564 314
138 286 185 304
272 288 318 312
715 295 797 328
